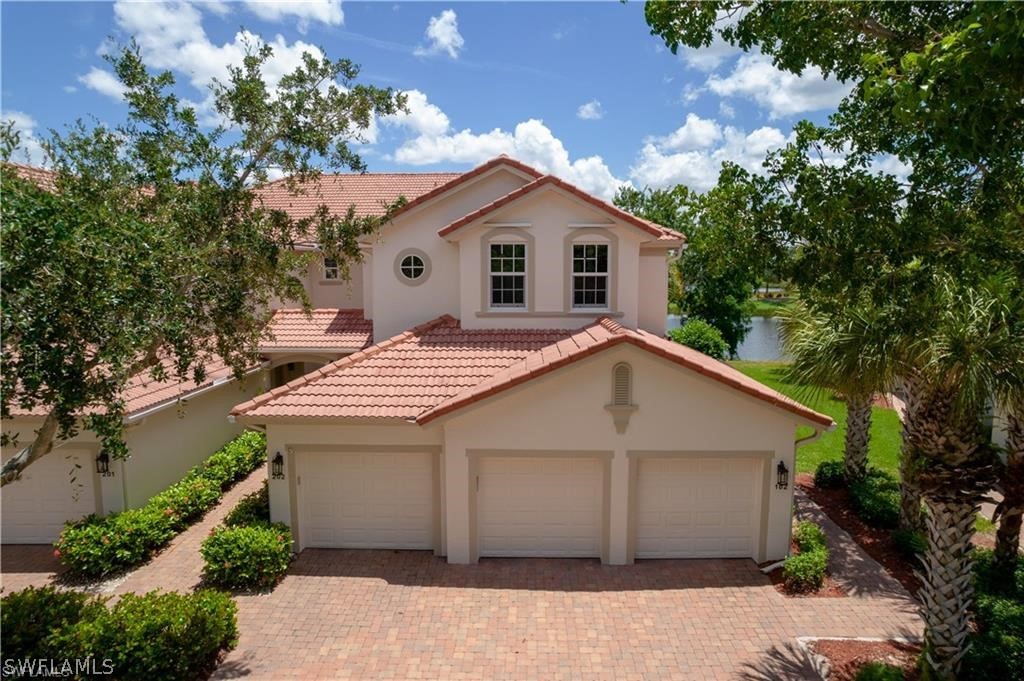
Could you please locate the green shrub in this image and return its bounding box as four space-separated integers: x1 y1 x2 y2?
55 431 266 577
1 588 236 681
783 548 828 592
962 549 1024 680
59 590 237 681
892 528 927 559
149 475 222 529
668 318 729 360
201 523 293 589
849 469 900 528
224 482 270 528
814 460 846 488
1 587 105 662
793 520 827 552
854 662 904 681
55 507 177 577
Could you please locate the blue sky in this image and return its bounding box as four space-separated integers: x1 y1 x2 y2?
1 1 851 198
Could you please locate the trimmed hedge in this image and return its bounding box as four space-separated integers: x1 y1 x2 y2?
849 469 901 529
1 587 237 681
54 431 266 577
224 482 270 528
783 520 830 593
962 549 1024 681
814 460 846 488
201 522 293 589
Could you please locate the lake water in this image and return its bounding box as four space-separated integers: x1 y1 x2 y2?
666 315 785 361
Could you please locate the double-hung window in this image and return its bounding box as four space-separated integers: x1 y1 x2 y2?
489 242 526 308
572 243 609 309
323 257 340 280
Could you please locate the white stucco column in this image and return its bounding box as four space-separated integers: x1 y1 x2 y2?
265 428 291 529
443 443 472 563
607 447 631 565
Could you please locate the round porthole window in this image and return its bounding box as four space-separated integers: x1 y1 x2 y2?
394 249 431 286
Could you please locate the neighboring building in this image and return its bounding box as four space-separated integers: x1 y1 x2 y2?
2 357 266 543
232 156 834 565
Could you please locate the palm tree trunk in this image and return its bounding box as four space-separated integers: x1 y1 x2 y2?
898 374 926 534
844 392 872 481
994 408 1023 571
919 495 980 679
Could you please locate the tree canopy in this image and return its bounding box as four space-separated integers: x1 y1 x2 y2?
1 41 407 485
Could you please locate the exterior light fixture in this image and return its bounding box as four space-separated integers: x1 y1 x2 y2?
776 460 789 490
95 452 113 477
271 452 285 480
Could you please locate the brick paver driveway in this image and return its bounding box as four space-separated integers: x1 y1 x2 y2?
213 550 921 681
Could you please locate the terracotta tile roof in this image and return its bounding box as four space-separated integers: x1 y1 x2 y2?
418 318 833 428
3 162 58 192
8 354 241 420
255 172 461 217
436 174 686 244
231 316 576 420
232 316 832 428
260 308 373 353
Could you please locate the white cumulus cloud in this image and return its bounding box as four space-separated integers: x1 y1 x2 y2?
576 100 604 121
630 123 790 192
242 0 344 32
413 9 464 59
78 67 127 101
654 113 722 151
707 53 850 119
2 110 47 166
388 91 627 199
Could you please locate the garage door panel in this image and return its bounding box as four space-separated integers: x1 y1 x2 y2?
299 451 433 550
477 456 603 558
2 450 97 544
636 457 760 559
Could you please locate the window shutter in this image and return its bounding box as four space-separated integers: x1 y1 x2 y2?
612 363 632 406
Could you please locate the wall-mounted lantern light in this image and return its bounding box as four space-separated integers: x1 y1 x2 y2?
271 452 285 480
776 460 789 490
95 452 113 477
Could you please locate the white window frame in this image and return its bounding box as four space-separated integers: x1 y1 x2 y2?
322 257 340 281
571 241 610 310
488 241 527 310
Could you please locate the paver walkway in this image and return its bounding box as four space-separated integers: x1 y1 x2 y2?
213 512 921 681
113 469 266 595
0 468 266 596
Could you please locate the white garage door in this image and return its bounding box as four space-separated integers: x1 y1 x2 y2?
2 449 97 544
636 457 760 559
298 451 434 549
477 456 603 558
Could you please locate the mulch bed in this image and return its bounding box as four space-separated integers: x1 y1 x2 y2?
769 567 847 598
797 473 922 595
810 639 921 681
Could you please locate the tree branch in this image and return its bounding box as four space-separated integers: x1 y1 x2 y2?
0 410 60 486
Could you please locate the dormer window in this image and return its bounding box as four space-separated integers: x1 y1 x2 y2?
489 242 527 308
323 257 339 280
572 243 609 309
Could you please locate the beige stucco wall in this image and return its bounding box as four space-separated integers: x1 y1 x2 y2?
451 187 650 332
367 168 532 341
440 345 804 564
121 373 268 509
638 252 669 336
306 260 364 309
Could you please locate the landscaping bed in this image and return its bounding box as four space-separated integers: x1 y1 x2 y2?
797 473 921 594
807 638 921 681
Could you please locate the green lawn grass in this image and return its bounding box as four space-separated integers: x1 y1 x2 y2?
749 298 794 318
730 360 902 476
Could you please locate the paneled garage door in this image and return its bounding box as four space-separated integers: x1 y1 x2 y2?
477 456 603 558
2 449 97 544
298 451 434 549
635 457 760 559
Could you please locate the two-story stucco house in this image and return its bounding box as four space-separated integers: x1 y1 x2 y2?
233 155 833 565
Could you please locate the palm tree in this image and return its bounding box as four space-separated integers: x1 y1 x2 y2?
898 275 1018 678
780 300 891 482
994 401 1023 571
